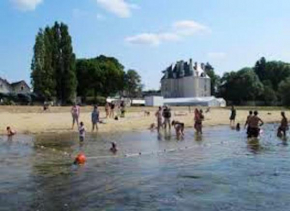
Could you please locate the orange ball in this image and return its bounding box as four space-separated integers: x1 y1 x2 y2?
75 153 86 165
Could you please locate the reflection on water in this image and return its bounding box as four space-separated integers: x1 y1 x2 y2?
1 124 290 211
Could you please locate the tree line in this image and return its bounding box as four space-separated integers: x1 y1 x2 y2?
31 22 142 105
208 57 290 106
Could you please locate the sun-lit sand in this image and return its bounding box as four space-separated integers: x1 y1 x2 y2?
0 106 286 135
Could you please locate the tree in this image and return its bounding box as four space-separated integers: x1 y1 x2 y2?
124 69 142 99
220 68 264 103
254 57 267 81
31 22 77 104
31 29 55 100
278 77 290 106
204 62 220 96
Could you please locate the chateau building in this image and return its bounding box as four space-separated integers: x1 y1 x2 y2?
161 59 211 98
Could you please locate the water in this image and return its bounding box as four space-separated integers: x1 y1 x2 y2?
1 124 290 211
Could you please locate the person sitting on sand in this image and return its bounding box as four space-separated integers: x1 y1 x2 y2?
7 126 16 136
244 111 253 136
172 120 185 138
155 107 163 133
91 105 100 132
110 142 118 153
248 111 264 138
277 111 288 138
71 103 80 129
79 122 86 142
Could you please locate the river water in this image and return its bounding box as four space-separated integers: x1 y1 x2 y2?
0 124 290 211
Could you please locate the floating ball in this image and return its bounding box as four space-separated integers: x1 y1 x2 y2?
74 153 86 165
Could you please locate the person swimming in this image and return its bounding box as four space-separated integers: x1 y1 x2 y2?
236 123 241 131
110 142 118 153
172 120 185 138
73 153 86 165
7 126 16 136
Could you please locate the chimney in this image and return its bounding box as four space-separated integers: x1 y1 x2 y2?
194 62 198 70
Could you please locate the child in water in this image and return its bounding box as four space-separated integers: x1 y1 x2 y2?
79 122 86 142
110 142 118 153
172 120 185 138
7 126 16 136
277 111 288 138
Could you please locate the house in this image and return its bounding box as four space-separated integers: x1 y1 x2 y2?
0 78 31 95
161 59 211 98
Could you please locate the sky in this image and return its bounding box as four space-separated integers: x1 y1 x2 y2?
1 0 290 90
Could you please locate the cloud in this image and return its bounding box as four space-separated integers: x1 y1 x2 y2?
10 0 43 11
207 52 227 60
173 20 210 36
126 20 209 46
96 0 138 18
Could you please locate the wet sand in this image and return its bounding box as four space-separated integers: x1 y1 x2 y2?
0 106 285 135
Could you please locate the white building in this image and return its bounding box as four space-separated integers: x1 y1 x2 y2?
0 78 31 95
161 59 211 98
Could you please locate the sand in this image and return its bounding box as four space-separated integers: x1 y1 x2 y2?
0 106 285 135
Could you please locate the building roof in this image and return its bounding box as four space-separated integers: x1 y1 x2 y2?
10 80 30 88
161 59 211 80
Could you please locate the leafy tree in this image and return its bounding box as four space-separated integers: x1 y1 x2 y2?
204 62 220 96
254 57 267 81
124 69 142 99
220 68 264 103
31 22 77 104
278 77 290 106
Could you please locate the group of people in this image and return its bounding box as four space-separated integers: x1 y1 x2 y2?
154 106 205 139
230 105 289 139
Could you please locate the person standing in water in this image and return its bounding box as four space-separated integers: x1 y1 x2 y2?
71 103 80 129
244 111 253 136
194 109 203 134
155 106 163 133
162 106 172 130
230 105 236 127
79 122 86 142
248 111 264 138
277 111 288 138
91 105 100 132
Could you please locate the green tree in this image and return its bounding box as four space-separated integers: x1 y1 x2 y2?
125 69 142 99
278 77 290 106
204 62 220 96
220 68 264 103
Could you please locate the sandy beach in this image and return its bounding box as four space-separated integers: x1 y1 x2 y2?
0 106 286 135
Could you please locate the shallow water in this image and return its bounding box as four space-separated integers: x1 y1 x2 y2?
0 124 290 211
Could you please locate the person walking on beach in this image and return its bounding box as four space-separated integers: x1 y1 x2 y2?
230 105 236 127
155 106 163 133
105 102 110 119
248 111 264 138
71 103 80 129
91 105 100 132
277 111 288 138
244 111 253 136
162 106 172 130
110 103 115 118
